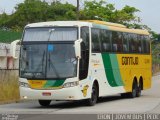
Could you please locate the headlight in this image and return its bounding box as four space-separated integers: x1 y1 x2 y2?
63 81 79 88
19 82 30 88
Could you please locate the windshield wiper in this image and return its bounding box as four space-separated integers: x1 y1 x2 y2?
48 52 60 78
41 51 45 75
32 51 46 77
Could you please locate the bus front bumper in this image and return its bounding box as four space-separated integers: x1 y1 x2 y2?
20 86 85 100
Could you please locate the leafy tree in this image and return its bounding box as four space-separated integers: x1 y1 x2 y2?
0 0 76 31
5 0 49 31
0 12 11 30
0 0 156 37
80 0 140 25
80 0 114 21
80 0 158 39
47 1 76 21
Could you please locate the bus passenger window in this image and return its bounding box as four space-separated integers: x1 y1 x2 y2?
142 35 147 53
91 29 101 53
129 34 136 53
122 33 129 53
145 36 150 54
137 35 142 53
133 34 139 53
112 32 123 53
101 30 111 52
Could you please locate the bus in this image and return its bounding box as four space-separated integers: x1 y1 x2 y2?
19 20 151 106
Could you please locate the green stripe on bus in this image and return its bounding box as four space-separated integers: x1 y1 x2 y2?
53 80 65 87
102 53 118 87
44 80 65 88
109 54 124 86
44 81 56 88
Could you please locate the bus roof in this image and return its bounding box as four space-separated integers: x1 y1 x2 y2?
26 20 149 35
25 21 92 28
84 20 127 28
84 20 149 35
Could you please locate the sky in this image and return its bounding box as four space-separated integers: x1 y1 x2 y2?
0 0 160 33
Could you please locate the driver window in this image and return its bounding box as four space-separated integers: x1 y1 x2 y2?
80 26 90 80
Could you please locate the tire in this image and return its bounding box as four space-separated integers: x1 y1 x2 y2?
128 81 137 98
86 84 98 106
38 100 51 106
136 82 142 97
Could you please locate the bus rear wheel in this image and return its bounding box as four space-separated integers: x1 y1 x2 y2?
86 84 98 106
38 100 51 106
136 82 142 97
128 81 137 98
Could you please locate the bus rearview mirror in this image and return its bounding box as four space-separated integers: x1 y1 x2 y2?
10 40 20 59
75 39 82 59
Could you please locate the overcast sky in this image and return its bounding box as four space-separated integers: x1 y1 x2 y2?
0 0 160 33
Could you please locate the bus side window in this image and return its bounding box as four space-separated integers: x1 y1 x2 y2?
80 26 90 80
137 35 142 53
145 36 150 54
122 33 129 53
133 34 139 53
101 29 111 52
112 31 123 53
142 35 147 54
129 33 136 53
91 28 101 53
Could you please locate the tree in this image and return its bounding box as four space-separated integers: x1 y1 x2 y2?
0 12 11 30
80 0 158 38
80 0 140 25
0 0 77 31
0 0 156 35
5 0 49 31
47 1 76 21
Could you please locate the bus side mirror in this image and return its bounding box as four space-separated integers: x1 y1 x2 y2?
10 40 20 59
75 39 82 59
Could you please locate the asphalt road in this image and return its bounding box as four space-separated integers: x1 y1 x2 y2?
0 75 160 117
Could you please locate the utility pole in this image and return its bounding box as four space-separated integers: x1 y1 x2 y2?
77 0 79 20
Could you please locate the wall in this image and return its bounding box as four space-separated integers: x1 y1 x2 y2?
0 43 19 70
0 43 20 102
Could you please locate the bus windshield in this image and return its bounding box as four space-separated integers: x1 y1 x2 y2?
20 43 77 79
20 27 78 79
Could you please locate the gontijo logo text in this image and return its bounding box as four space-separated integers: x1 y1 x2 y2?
122 57 138 65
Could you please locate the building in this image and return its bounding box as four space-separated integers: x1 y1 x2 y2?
0 43 19 70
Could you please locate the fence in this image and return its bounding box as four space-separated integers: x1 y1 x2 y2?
0 30 21 102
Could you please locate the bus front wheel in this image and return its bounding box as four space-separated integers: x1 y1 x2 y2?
86 83 98 106
38 100 51 106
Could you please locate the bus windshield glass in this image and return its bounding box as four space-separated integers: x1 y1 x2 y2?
20 27 78 79
20 43 77 79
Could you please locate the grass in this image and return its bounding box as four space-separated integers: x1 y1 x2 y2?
0 70 20 102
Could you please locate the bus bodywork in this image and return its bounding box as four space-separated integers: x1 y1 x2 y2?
19 20 151 106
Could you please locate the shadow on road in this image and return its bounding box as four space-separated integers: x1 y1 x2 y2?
37 95 126 109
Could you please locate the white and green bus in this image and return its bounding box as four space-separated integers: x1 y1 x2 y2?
19 20 151 106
